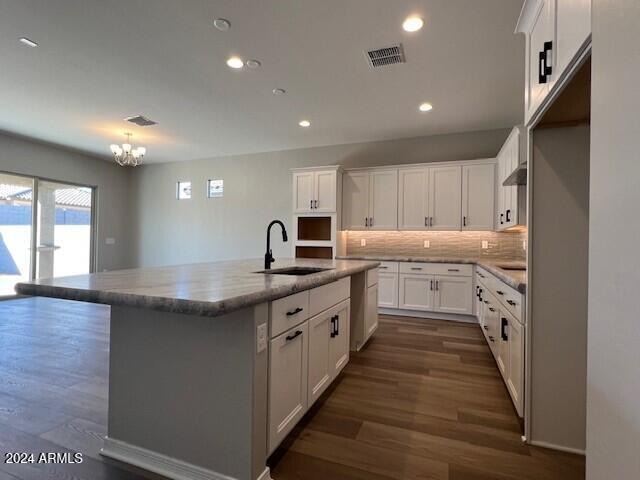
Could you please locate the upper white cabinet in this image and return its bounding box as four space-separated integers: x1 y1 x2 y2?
429 166 462 230
462 164 496 231
496 127 522 231
292 167 339 213
517 0 591 124
398 168 428 229
342 170 397 230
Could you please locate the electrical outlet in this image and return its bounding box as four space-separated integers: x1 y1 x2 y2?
360 238 366 247
481 240 489 249
256 323 267 354
522 240 527 250
105 237 116 245
423 240 430 248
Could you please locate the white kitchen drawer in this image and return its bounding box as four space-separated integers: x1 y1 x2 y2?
366 268 378 287
399 262 472 277
377 261 399 273
309 277 350 317
270 290 310 339
477 266 524 323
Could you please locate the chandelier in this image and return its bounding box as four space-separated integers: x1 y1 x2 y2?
110 132 146 167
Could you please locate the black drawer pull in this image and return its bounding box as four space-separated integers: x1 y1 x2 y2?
483 325 488 331
447 268 460 272
379 266 388 269
286 307 303 316
506 209 511 222
489 307 496 312
410 267 423 271
496 290 504 295
501 317 508 341
507 300 517 306
286 330 303 341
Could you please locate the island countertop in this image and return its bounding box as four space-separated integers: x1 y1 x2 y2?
15 258 379 317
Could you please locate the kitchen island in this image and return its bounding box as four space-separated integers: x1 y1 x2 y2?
15 258 379 480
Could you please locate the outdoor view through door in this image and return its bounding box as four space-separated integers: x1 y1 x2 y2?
0 173 94 296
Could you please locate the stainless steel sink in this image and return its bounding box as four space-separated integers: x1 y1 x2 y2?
496 265 526 271
254 267 332 276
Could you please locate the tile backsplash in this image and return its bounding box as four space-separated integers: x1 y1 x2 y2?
346 230 527 261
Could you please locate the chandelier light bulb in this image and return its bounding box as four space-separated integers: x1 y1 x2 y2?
137 146 146 156
109 133 146 166
122 143 132 153
110 144 119 154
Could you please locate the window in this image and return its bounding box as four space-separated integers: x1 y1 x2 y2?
176 181 192 200
207 179 224 198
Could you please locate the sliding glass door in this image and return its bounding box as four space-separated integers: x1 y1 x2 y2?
0 172 95 297
0 173 34 296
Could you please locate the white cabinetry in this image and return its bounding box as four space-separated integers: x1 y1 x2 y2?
398 168 428 229
399 274 434 311
517 0 591 124
342 170 397 230
462 164 496 230
377 261 399 309
429 166 462 230
496 127 523 231
268 322 308 451
292 167 338 213
434 275 473 314
350 269 379 351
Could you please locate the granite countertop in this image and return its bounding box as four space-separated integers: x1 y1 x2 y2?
337 255 526 293
15 258 379 317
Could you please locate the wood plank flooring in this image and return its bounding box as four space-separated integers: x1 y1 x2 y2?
0 297 584 480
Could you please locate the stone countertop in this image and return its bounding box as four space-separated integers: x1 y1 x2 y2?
15 258 379 317
337 255 526 294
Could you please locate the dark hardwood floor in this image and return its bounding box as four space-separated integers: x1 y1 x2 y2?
0 297 584 480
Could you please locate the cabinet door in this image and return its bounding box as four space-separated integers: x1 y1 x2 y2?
329 301 351 377
433 275 473 315
369 170 398 230
462 164 495 231
365 284 379 338
505 134 519 228
428 166 462 230
555 0 591 82
342 171 369 230
293 171 314 213
398 168 428 229
507 316 524 416
497 313 510 379
483 294 500 356
378 272 399 308
399 274 434 311
527 0 556 121
268 322 308 453
307 312 332 406
314 170 337 213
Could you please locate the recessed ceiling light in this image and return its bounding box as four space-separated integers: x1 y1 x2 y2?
402 16 424 32
19 37 38 47
226 56 244 69
272 88 286 95
246 59 261 69
299 120 311 128
213 18 231 31
419 102 433 112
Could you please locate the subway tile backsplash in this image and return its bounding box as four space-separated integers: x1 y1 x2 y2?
346 230 527 261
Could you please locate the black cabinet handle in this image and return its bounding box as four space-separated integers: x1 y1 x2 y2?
430 280 434 291
435 280 439 291
506 209 511 222
489 307 496 312
310 200 313 209
336 315 340 336
484 300 489 304
489 335 495 342
286 307 304 316
424 217 428 227
330 316 336 338
463 216 467 227
448 268 460 272
476 286 480 297
410 267 423 271
501 317 508 341
430 217 434 227
369 217 373 227
286 330 303 341
507 300 517 306
500 213 504 225
496 290 504 295
483 325 488 331
314 199 318 209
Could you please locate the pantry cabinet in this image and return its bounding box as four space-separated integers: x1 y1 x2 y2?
342 170 397 230
292 167 339 213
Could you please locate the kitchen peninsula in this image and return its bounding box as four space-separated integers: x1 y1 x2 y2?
15 258 379 480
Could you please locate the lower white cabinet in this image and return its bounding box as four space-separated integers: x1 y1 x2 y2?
365 284 379 338
504 309 524 417
433 275 473 314
308 300 350 406
351 270 379 351
399 274 434 311
378 272 399 308
268 322 309 452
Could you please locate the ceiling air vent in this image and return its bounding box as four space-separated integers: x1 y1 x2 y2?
365 43 406 68
125 115 157 127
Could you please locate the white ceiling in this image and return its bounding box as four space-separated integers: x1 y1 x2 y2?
0 0 525 163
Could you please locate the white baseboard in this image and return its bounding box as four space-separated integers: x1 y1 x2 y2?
379 308 478 324
101 437 270 480
528 439 586 456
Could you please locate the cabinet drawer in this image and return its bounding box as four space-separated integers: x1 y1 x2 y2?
309 277 350 317
399 262 430 275
399 262 471 276
499 287 524 324
377 261 399 273
366 268 378 287
270 290 310 339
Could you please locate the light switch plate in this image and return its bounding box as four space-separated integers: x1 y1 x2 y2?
360 239 366 247
523 240 527 250
423 240 430 248
105 238 116 245
256 323 267 354
481 240 489 249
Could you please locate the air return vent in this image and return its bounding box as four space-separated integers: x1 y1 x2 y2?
365 43 406 68
125 115 157 127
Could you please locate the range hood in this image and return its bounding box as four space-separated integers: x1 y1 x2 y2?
503 162 527 186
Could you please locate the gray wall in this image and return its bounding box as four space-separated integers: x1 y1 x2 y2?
129 129 510 267
587 0 640 477
0 131 132 272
